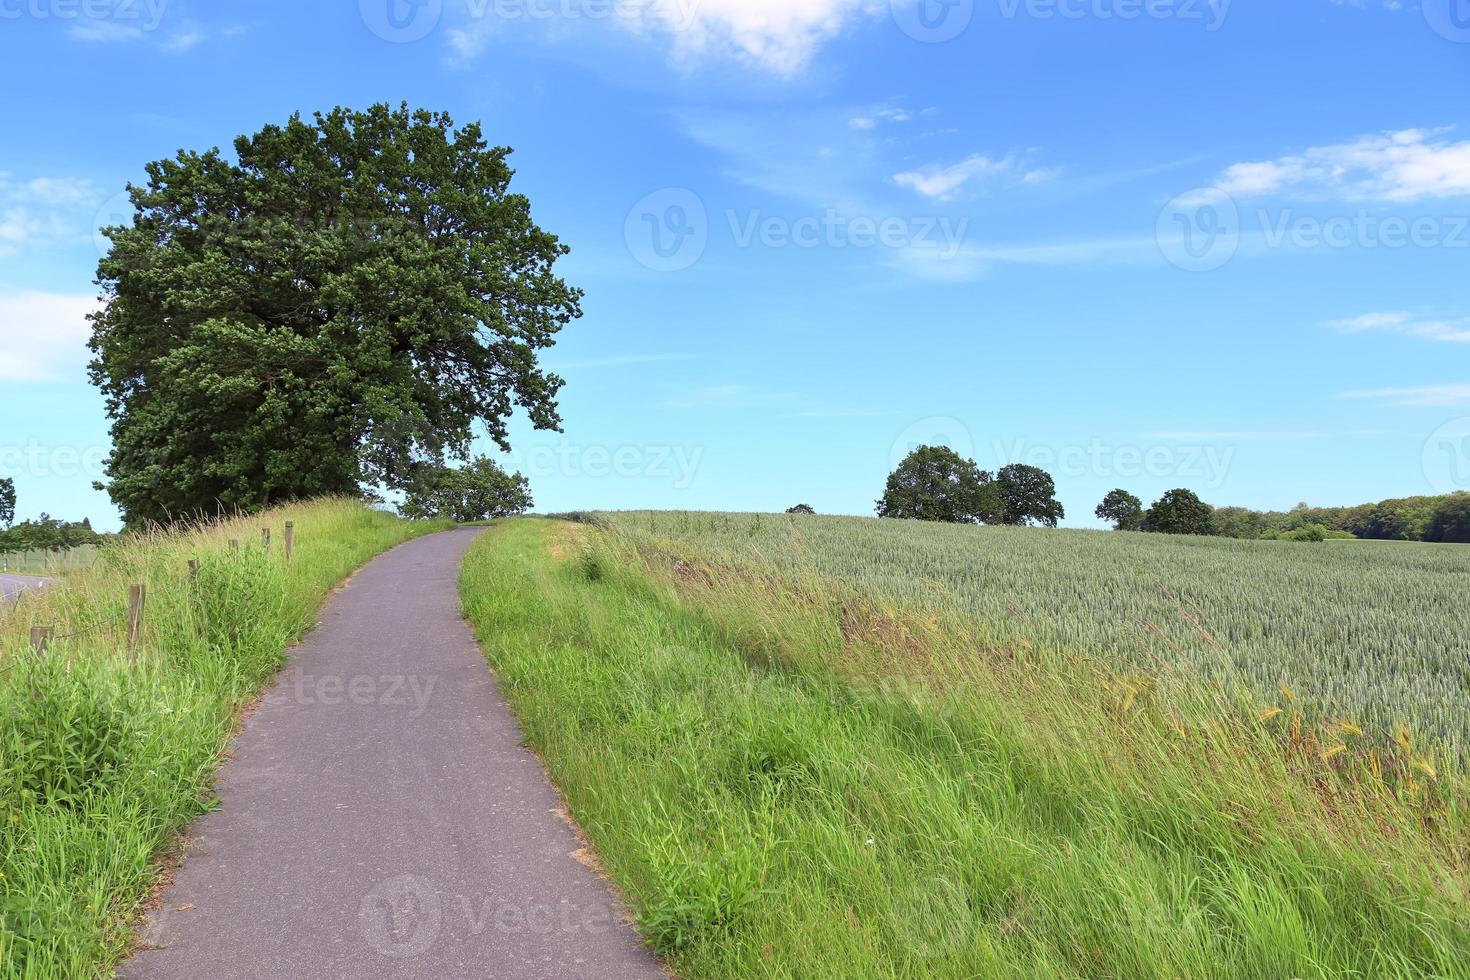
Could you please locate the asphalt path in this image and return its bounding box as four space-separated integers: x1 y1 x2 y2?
0 573 50 602
121 527 665 979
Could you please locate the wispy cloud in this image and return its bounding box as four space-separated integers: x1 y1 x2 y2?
1340 384 1470 407
68 12 221 54
1325 311 1470 343
659 384 791 410
1217 128 1470 202
885 234 1158 282
0 291 98 382
893 152 1056 201
0 173 99 256
551 353 700 370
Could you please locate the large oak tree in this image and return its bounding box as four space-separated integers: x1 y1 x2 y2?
89 104 581 525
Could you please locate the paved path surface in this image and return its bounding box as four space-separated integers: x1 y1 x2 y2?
0 573 50 602
121 528 665 980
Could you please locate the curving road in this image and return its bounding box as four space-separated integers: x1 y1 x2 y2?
121 528 665 980
0 573 50 602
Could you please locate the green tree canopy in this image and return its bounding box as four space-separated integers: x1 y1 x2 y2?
89 103 581 526
1425 493 1470 544
1144 488 1215 536
994 464 1064 527
876 445 999 524
0 477 13 530
1095 489 1143 531
400 456 532 523
786 504 816 515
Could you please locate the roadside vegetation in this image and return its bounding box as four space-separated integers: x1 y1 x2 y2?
606 510 1470 767
461 517 1470 978
0 499 441 977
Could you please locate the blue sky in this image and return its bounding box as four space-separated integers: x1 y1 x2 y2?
3 0 1470 531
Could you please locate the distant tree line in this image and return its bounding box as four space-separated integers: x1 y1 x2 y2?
0 477 108 562
870 449 1470 544
1095 488 1470 544
0 516 104 560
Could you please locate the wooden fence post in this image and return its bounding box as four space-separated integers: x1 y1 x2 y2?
29 626 52 660
127 584 146 664
188 559 200 581
229 539 239 553
262 527 271 552
284 522 295 564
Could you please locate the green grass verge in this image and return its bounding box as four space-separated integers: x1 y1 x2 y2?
0 499 445 978
461 518 1470 979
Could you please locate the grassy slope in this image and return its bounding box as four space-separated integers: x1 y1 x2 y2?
601 512 1470 766
462 519 1470 979
0 500 444 978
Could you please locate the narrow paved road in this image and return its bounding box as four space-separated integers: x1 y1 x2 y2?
122 528 665 980
0 573 50 602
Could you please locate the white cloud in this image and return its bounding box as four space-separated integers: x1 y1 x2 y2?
1217 128 1470 202
68 20 147 43
447 0 881 74
162 28 206 53
1340 384 1470 407
1325 311 1470 343
0 292 99 382
893 153 1056 200
887 234 1157 281
630 0 881 74
0 173 98 256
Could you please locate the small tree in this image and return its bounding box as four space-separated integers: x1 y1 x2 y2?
994 464 1064 528
876 446 998 524
401 457 532 523
0 477 14 529
1144 489 1215 535
786 504 816 515
1095 489 1143 531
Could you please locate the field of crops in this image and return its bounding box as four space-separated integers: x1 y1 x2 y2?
599 511 1470 764
0 546 98 576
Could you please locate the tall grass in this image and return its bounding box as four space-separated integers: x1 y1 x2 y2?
461 518 1470 979
601 511 1470 768
0 499 441 978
